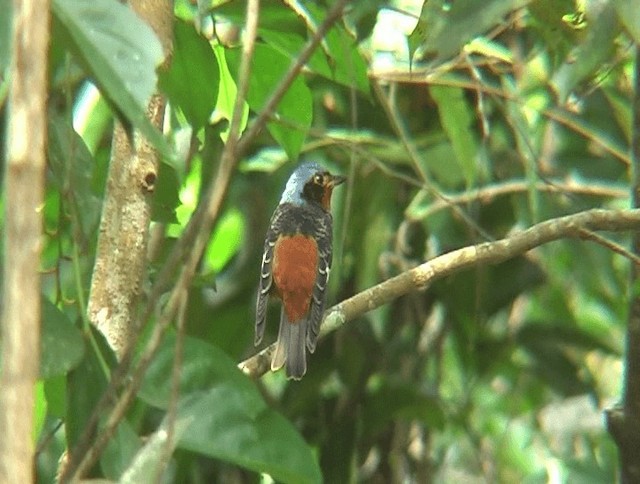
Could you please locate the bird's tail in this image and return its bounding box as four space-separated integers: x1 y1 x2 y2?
271 307 307 380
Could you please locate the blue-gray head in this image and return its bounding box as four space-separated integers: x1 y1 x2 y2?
280 162 346 210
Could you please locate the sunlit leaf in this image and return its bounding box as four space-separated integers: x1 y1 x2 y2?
205 208 245 272
226 43 312 160
34 381 47 443
409 0 532 61
430 85 479 186
159 20 219 129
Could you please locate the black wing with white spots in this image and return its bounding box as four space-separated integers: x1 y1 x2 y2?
306 210 333 353
255 207 285 345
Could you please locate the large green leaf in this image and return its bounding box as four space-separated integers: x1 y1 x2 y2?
47 114 102 242
296 2 370 95
66 327 116 449
214 0 370 94
409 0 532 61
40 299 86 379
430 85 479 186
159 20 219 129
226 43 312 160
139 332 322 484
52 0 171 159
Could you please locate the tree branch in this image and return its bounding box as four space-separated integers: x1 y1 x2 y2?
0 0 49 481
240 208 640 378
606 45 640 484
87 0 173 358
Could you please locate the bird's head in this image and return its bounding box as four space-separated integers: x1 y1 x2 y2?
280 162 346 211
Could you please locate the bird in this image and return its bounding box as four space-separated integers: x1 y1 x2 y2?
255 162 345 380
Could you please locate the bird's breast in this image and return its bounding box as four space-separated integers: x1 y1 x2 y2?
272 234 318 322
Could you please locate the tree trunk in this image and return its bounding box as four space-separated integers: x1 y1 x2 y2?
0 0 50 480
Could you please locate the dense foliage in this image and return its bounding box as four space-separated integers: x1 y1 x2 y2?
1 0 638 482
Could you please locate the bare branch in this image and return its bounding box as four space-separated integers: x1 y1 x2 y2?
0 0 49 480
240 208 640 378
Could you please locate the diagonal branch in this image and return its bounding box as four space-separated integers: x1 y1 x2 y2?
240 208 640 378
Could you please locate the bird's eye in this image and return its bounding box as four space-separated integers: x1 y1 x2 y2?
313 173 323 184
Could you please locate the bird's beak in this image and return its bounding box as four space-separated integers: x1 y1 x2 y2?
328 174 346 187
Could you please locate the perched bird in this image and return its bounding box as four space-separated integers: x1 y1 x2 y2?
255 162 345 379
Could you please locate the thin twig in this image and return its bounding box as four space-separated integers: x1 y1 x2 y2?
240 208 640 378
370 71 630 165
155 288 188 483
371 78 493 241
577 229 640 266
407 179 628 220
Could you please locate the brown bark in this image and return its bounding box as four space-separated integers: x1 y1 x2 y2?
0 0 50 481
87 0 172 358
607 45 640 484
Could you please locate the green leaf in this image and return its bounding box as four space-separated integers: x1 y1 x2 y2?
430 85 479 186
409 0 532 61
612 0 640 44
139 332 322 484
226 43 312 160
0 0 11 75
52 0 172 160
205 207 246 272
66 327 116 449
215 0 369 94
44 375 67 418
303 2 370 95
211 44 249 140
551 1 619 102
40 299 86 379
47 114 102 242
101 419 142 480
34 381 47 443
159 20 219 129
119 418 189 483
151 162 181 224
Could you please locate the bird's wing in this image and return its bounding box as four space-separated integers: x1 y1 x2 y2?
255 208 284 345
306 211 333 353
